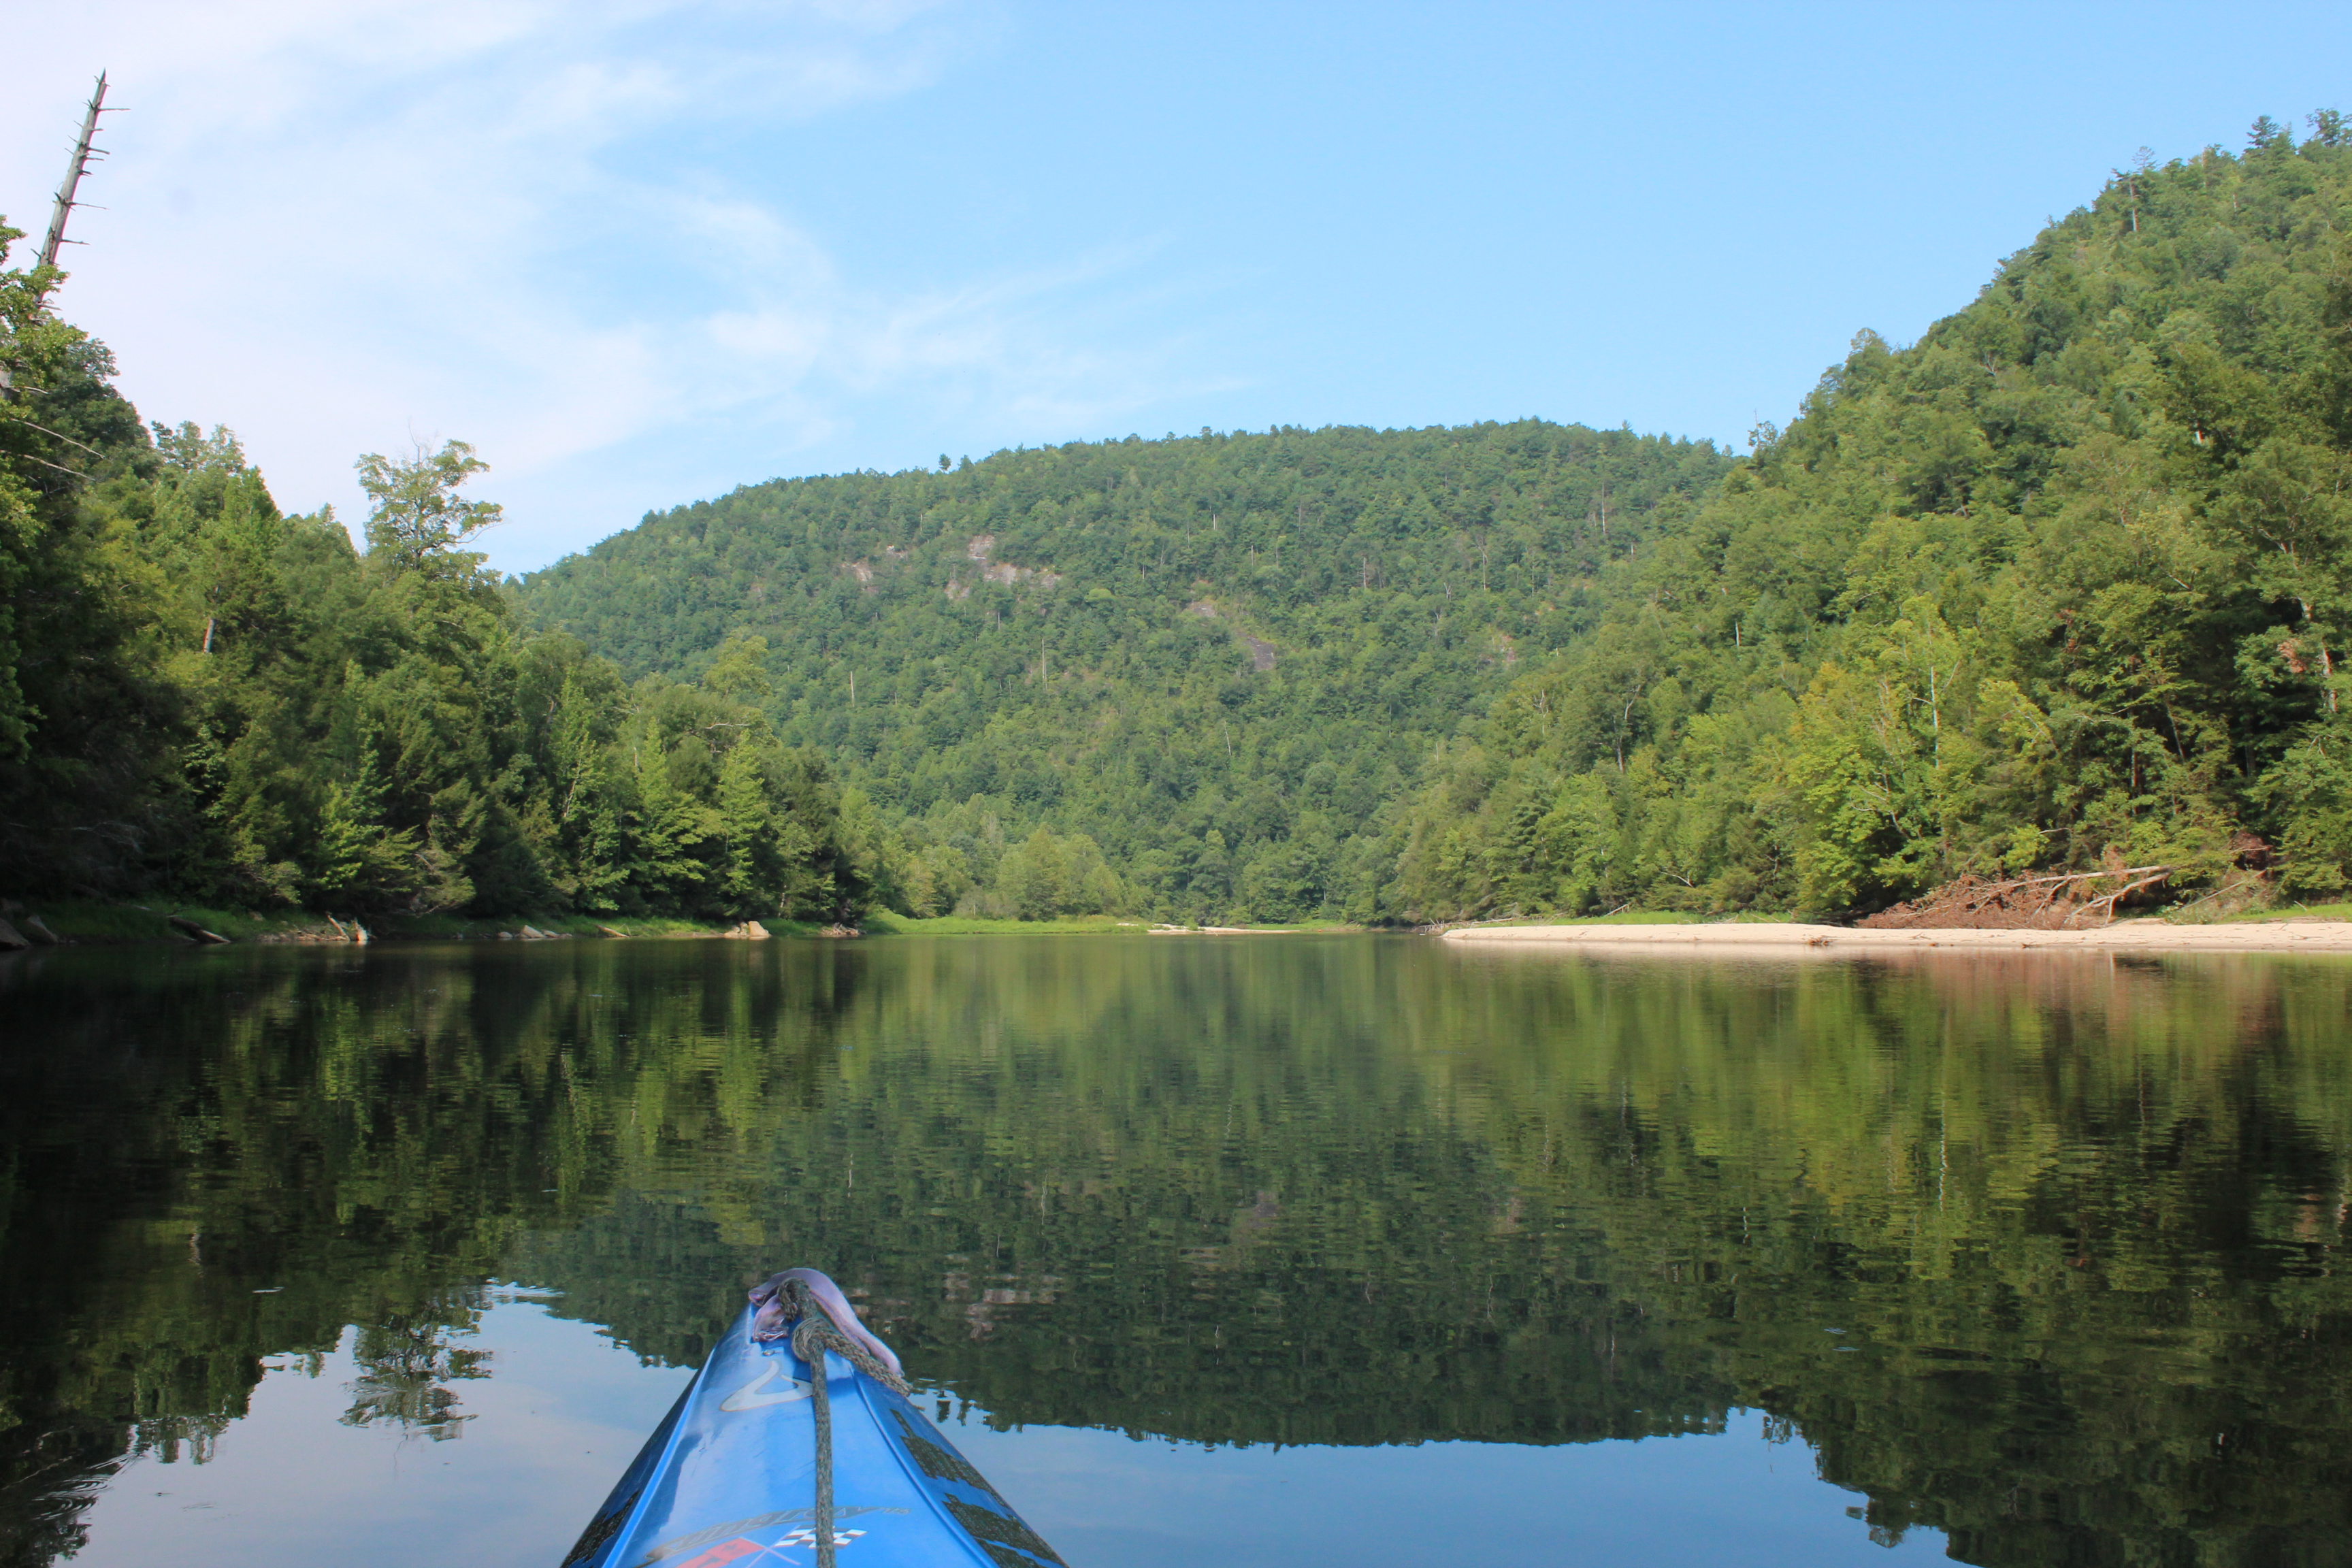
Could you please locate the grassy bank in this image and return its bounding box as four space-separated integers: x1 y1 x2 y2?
1 900 841 947
861 913 1360 935
10 900 316 945
862 913 1147 935
4 900 1376 947
2215 901 2352 924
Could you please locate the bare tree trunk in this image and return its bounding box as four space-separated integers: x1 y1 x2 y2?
38 74 112 287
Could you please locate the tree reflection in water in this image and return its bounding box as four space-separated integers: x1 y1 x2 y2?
338 1300 490 1443
1 936 2349 1567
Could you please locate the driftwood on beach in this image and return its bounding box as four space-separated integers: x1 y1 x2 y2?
1857 866 2174 931
1440 920 2352 954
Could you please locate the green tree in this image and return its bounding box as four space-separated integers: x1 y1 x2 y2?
355 441 502 573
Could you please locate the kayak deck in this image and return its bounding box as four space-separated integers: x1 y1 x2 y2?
564 1284 1062 1568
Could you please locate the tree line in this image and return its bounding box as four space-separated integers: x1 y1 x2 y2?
12 114 2352 924
0 220 870 924
525 116 2352 923
522 419 1731 924
1395 115 2352 919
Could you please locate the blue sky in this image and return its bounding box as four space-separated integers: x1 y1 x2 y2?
6 1 2351 571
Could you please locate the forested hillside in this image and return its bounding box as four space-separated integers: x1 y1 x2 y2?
526 116 2352 924
1394 115 2352 919
520 425 1731 921
12 115 2352 926
0 220 870 924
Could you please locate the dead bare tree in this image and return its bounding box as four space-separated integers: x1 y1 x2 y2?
35 72 120 297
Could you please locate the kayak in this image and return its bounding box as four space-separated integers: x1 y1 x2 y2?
561 1269 1064 1568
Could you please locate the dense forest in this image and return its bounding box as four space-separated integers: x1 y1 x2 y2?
1394 114 2352 920
10 116 2352 924
0 220 873 925
524 114 2352 923
520 423 1729 923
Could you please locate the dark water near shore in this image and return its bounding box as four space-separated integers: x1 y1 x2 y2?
3 935 2351 1567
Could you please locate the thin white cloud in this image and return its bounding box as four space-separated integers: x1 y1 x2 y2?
1 0 1215 566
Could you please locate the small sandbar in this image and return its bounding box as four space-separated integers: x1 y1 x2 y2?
1441 920 2352 954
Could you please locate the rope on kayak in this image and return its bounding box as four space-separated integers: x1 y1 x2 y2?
750 1271 911 1568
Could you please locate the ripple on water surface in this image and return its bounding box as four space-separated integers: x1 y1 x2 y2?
2 935 2348 1566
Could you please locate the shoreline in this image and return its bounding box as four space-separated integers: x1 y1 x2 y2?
1440 920 2352 954
0 903 1353 950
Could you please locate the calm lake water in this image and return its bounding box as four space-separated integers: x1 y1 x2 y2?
3 934 2349 1567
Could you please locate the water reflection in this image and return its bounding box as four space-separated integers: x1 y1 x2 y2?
3 936 2350 1566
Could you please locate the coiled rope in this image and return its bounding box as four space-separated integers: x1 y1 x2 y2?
749 1271 910 1568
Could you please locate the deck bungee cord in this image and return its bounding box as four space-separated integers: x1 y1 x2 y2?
754 1271 913 1568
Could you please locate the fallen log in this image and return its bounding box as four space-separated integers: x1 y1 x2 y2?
166 914 232 945
2063 868 2175 928
1860 866 2174 930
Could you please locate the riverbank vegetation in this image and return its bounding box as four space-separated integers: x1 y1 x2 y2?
1395 116 2352 920
523 115 2352 924
0 224 872 928
521 422 1729 925
10 116 2352 926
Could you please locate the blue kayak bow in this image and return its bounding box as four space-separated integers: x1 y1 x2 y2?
562 1269 1063 1568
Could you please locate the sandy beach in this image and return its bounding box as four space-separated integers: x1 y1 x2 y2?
1440 920 2352 954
